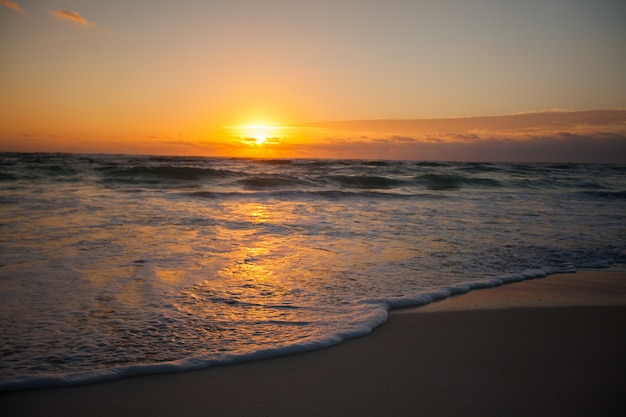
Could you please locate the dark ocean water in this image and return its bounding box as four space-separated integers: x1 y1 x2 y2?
1 153 625 391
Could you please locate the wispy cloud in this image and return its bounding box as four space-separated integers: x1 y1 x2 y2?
1 0 23 12
300 110 626 138
49 10 92 26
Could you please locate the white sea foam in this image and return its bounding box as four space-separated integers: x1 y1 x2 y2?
0 265 583 393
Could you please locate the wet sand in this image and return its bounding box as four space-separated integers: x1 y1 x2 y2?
2 266 625 417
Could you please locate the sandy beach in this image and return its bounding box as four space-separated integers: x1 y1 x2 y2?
2 266 625 417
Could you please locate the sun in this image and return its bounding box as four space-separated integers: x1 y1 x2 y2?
253 131 267 145
239 124 279 146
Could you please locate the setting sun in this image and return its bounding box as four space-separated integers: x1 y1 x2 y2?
238 125 280 146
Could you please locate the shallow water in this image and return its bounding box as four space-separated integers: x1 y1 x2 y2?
1 153 625 390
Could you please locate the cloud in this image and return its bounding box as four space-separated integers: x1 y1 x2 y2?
49 10 92 26
1 0 23 12
280 132 626 163
292 110 626 158
299 110 626 138
451 133 480 141
275 110 626 163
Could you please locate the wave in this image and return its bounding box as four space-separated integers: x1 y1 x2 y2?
414 173 502 190
0 263 592 394
576 190 626 200
3 154 624 194
415 161 452 167
456 162 507 173
99 167 609 193
237 175 306 189
363 160 392 166
183 189 444 200
0 172 19 181
97 165 241 183
328 175 406 189
254 159 294 166
0 156 80 180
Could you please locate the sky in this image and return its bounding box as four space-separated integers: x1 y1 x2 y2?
1 0 626 162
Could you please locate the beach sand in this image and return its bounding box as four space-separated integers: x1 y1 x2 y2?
2 266 625 417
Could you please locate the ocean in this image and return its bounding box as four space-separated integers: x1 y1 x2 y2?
1 152 625 391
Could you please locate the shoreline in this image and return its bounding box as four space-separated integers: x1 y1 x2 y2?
2 266 625 416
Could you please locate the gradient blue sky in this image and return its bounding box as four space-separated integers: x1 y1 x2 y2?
1 1 625 161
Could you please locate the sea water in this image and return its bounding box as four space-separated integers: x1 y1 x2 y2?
1 153 625 391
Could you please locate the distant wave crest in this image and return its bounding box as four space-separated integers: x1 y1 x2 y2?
98 165 241 183
328 175 405 189
414 173 502 190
